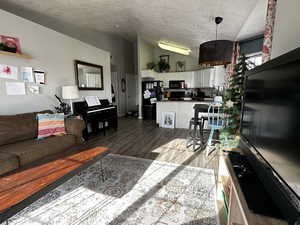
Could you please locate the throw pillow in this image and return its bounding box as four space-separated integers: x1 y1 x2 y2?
37 113 66 139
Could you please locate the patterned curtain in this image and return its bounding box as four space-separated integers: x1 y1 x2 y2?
225 42 240 88
262 0 277 63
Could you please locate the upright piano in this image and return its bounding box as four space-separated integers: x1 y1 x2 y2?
73 99 118 140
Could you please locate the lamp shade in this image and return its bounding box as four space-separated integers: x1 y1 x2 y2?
62 86 79 100
199 40 233 66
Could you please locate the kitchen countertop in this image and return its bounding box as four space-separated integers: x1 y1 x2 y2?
156 99 212 129
157 100 213 103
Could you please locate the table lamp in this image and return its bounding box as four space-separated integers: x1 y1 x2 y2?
62 86 79 114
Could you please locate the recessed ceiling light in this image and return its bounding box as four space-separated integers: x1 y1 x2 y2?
114 24 120 29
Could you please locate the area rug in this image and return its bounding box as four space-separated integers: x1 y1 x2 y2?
3 154 217 225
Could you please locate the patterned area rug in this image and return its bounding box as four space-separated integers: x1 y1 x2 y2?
3 154 217 225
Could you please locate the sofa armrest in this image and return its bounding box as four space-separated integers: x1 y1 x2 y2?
65 118 85 143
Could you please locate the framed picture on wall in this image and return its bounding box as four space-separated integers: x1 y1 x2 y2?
159 55 170 64
34 70 46 85
162 112 175 129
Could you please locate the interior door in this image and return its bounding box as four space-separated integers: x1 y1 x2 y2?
111 71 120 115
111 71 127 117
126 73 137 113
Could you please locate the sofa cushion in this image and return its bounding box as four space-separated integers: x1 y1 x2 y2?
0 152 19 176
0 135 76 166
37 113 66 139
0 110 52 146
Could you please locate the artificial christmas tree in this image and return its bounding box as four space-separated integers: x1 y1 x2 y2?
220 54 254 146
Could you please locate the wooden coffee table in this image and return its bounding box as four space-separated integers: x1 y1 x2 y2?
0 147 110 224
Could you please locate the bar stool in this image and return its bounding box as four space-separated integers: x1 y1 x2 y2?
206 103 226 157
186 104 209 151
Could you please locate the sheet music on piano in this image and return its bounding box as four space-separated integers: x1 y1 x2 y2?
85 96 101 107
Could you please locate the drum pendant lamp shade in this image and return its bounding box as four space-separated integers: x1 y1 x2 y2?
199 17 233 66
199 40 233 66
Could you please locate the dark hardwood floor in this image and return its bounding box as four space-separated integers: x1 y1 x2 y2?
85 117 220 176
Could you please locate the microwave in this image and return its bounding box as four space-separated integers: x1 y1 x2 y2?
169 80 185 89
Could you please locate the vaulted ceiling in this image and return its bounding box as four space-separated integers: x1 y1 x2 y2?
1 0 267 51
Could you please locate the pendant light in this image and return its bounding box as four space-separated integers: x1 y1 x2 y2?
198 17 233 66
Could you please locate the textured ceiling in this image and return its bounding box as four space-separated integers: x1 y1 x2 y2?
1 0 266 50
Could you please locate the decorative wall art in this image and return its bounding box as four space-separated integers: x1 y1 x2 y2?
158 55 170 72
21 67 34 82
160 55 170 64
0 64 18 80
34 70 46 85
0 35 21 54
162 111 176 129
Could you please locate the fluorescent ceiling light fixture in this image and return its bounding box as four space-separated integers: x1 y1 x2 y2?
158 41 191 55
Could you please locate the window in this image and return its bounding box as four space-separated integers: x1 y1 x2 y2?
246 53 262 69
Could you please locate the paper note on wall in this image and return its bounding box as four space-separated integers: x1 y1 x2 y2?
6 82 26 95
21 67 34 82
0 64 18 80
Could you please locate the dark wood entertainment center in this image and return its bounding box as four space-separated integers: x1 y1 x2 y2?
217 149 288 225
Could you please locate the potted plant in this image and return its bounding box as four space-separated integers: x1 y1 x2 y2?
176 61 185 72
220 55 254 149
146 62 156 70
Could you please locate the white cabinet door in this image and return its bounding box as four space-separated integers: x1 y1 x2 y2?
184 72 194 88
202 68 214 87
193 70 202 88
213 66 226 87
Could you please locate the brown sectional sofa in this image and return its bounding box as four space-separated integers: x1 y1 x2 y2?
0 111 85 176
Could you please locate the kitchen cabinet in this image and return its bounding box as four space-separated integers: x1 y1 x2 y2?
157 71 196 88
192 68 214 88
193 67 226 88
157 72 189 88
213 66 226 87
143 67 225 88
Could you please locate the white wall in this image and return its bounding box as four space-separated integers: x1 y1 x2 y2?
138 39 155 71
0 9 111 115
0 4 134 75
154 47 200 72
271 0 300 58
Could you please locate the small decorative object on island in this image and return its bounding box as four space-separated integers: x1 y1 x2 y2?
176 61 185 72
158 55 170 72
0 35 21 53
220 54 254 148
54 94 71 115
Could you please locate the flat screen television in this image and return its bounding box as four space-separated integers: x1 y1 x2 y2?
241 48 300 224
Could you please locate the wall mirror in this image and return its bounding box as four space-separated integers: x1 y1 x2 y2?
75 60 104 90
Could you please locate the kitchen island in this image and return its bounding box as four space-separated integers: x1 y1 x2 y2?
156 100 212 129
